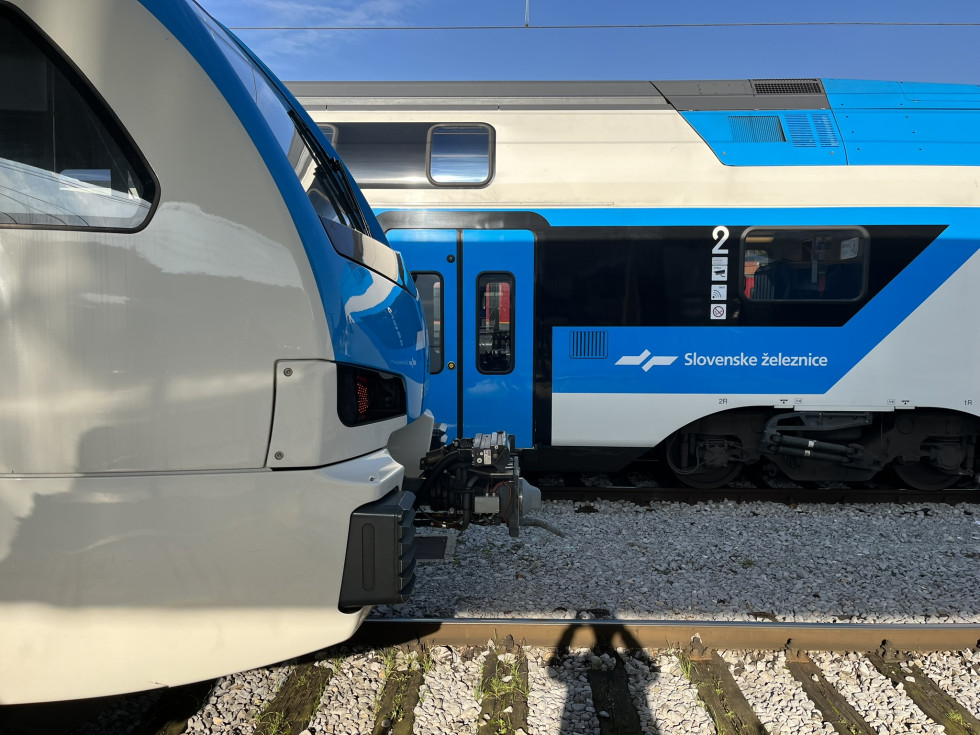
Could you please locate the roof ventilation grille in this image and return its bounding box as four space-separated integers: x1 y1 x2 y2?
785 114 817 148
812 113 841 147
729 115 786 143
752 79 823 95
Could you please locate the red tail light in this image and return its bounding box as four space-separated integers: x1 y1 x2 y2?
337 364 406 426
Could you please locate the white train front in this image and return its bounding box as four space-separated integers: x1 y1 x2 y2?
0 1 434 703
291 80 980 491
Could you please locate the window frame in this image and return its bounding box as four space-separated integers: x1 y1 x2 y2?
0 4 159 233
318 123 338 148
426 123 495 188
475 271 515 375
741 226 870 303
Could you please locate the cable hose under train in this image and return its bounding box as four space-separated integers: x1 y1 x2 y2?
518 516 565 537
417 450 465 499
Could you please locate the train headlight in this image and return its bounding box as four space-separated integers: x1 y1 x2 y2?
337 364 406 426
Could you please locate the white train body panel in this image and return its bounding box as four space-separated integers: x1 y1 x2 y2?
311 108 980 210
0 455 398 703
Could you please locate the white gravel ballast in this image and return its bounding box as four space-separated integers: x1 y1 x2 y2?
379 499 980 624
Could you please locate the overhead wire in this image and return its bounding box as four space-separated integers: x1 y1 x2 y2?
228 21 980 31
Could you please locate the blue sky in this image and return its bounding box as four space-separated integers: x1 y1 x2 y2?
196 0 980 85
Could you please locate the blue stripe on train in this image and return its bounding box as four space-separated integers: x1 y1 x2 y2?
376 207 975 402
553 229 978 395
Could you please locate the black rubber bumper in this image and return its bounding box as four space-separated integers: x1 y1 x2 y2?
339 489 416 609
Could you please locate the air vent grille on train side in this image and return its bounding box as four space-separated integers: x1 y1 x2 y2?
785 114 816 147
569 330 608 359
785 113 841 148
811 113 841 147
752 79 824 95
729 115 786 143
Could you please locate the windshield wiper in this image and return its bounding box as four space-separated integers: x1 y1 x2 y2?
288 109 368 234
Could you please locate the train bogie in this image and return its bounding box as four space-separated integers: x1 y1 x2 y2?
293 80 980 491
666 408 979 489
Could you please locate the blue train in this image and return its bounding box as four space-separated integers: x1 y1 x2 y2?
293 79 980 491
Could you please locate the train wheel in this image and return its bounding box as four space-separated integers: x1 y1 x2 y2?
893 461 961 491
665 432 743 489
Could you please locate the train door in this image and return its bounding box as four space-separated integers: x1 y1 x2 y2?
387 229 459 439
461 229 533 446
389 228 533 446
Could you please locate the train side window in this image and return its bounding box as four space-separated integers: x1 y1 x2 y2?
428 125 493 186
0 9 155 229
476 273 514 374
743 227 868 301
324 122 431 188
318 123 494 189
412 272 443 373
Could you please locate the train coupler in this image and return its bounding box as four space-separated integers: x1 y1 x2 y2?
408 431 559 537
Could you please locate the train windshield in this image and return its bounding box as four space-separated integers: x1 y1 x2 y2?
0 8 155 229
190 4 404 285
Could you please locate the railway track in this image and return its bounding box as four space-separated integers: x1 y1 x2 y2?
350 616 980 652
529 465 980 504
540 483 980 505
4 617 978 735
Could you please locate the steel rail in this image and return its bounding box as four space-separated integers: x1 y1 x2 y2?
535 483 980 505
354 617 980 652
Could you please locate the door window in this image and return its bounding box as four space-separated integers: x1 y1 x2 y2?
412 272 443 373
476 273 514 374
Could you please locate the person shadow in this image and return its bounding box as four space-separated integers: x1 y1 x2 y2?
543 621 672 735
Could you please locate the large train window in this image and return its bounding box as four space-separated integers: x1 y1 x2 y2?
321 122 431 188
428 125 493 186
412 272 444 373
0 8 155 229
742 227 868 301
476 273 514 374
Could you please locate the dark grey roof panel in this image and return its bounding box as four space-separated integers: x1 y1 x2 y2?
286 80 671 110
653 79 830 111
286 79 830 112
